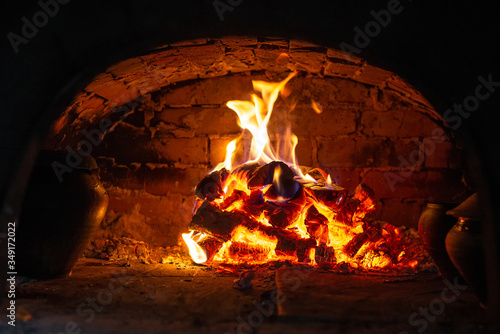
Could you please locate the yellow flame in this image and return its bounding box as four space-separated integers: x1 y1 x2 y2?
225 72 296 166
303 173 317 183
182 231 207 264
214 139 237 171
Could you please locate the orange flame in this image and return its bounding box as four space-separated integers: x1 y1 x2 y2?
182 231 207 264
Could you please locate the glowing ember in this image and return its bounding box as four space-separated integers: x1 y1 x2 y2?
183 72 422 271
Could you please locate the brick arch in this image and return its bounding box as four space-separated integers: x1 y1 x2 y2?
43 38 466 246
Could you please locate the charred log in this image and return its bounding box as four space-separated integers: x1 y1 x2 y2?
304 185 347 210
305 205 329 245
195 168 230 201
189 201 246 240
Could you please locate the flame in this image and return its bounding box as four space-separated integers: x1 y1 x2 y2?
311 99 323 114
183 73 419 271
214 139 237 172
182 231 207 264
224 72 297 168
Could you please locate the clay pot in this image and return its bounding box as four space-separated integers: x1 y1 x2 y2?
17 150 108 278
418 203 462 281
445 193 488 306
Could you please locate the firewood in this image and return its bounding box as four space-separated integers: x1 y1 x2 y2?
334 183 375 226
304 185 347 210
231 162 260 184
264 201 302 229
189 201 246 241
199 237 223 261
352 183 375 213
195 168 230 201
315 245 336 265
247 161 295 189
220 189 248 210
343 225 384 257
305 205 329 245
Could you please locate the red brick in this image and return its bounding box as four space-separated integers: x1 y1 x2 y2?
287 106 357 137
399 109 440 138
426 170 467 202
361 170 428 199
369 199 425 229
107 191 195 247
180 43 224 67
97 158 145 191
354 66 392 87
324 62 361 78
295 136 313 167
318 139 399 168
144 165 207 196
86 73 140 105
181 107 241 135
388 140 423 168
221 36 258 47
322 167 362 195
361 107 441 138
330 79 371 104
210 137 239 167
91 123 156 164
361 169 466 202
317 139 356 167
153 137 208 165
289 49 326 73
424 139 462 169
163 75 255 106
327 48 364 64
221 50 257 71
361 108 403 138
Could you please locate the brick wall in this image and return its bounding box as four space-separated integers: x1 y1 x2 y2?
44 38 467 247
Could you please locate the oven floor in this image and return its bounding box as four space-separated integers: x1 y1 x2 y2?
4 258 487 333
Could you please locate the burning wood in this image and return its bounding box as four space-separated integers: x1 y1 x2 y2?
182 73 425 272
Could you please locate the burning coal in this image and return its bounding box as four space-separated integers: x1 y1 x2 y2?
183 72 421 271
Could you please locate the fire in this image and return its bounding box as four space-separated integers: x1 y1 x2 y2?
183 72 420 271
182 231 207 264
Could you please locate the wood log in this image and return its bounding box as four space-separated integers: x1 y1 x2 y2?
219 189 248 210
343 225 384 257
231 162 260 184
304 185 347 210
247 161 295 189
305 205 329 245
315 245 336 265
195 169 230 201
189 201 246 241
199 237 223 261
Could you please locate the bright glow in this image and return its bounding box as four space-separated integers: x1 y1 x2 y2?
182 73 418 271
311 99 323 114
182 231 207 264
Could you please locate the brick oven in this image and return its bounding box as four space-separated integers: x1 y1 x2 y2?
1 1 499 333
44 37 467 253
